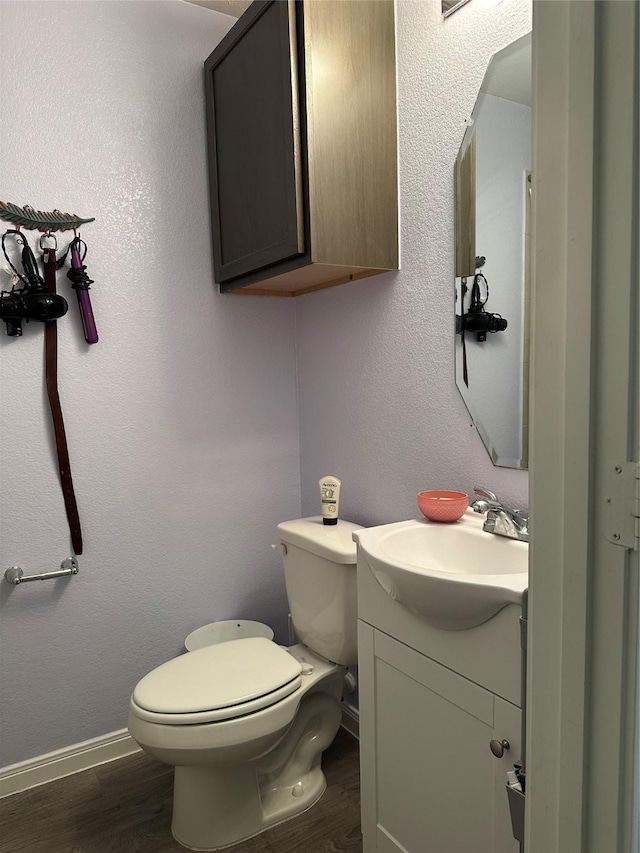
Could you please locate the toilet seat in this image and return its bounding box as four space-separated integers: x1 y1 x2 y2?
132 637 302 725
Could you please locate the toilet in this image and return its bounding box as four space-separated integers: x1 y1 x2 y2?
128 516 362 851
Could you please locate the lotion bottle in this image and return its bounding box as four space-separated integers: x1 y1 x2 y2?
319 476 341 525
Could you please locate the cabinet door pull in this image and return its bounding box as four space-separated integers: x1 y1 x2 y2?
489 739 510 758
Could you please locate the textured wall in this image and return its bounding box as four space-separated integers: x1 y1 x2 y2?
0 1 300 767
0 0 532 769
296 0 531 524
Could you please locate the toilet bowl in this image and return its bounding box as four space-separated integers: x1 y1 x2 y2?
129 641 344 850
128 516 362 851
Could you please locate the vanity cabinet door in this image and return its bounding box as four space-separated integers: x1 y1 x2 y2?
358 622 520 853
204 0 306 285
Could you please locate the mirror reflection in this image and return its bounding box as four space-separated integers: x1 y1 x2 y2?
454 33 532 469
442 0 472 17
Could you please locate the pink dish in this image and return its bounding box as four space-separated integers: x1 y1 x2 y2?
417 490 469 523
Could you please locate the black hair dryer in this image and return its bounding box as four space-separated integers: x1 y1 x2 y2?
1 230 68 336
0 288 68 336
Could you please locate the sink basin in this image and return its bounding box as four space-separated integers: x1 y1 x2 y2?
354 509 528 630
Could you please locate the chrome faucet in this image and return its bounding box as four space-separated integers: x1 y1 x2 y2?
470 487 529 543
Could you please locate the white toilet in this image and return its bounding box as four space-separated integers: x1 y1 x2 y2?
128 516 362 851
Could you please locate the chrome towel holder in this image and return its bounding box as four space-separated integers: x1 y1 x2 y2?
4 557 78 585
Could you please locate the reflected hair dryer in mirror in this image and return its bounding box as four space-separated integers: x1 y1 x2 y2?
456 269 507 342
456 310 508 337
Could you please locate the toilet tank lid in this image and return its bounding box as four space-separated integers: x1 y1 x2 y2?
277 516 364 564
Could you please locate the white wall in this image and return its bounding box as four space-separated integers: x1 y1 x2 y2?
0 1 300 768
296 0 531 524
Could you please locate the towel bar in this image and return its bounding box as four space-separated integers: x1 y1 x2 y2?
4 557 78 585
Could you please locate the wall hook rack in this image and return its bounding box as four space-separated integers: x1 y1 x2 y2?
0 201 95 232
4 557 79 586
0 201 95 558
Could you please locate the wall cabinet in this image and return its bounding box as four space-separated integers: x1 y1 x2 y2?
204 0 398 297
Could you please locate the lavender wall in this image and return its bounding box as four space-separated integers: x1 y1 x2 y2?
0 1 300 768
0 0 532 770
296 0 531 525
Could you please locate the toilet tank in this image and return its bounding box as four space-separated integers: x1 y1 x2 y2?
277 516 363 666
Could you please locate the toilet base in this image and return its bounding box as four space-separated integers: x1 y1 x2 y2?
172 766 327 851
170 690 342 851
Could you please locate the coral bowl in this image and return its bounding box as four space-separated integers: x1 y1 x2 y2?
417 490 469 523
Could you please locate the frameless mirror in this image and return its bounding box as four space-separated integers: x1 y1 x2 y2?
454 32 532 469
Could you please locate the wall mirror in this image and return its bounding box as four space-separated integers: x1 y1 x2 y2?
454 32 532 469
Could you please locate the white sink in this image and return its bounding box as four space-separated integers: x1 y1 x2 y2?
354 509 528 630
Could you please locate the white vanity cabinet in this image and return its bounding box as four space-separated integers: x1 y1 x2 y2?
357 539 523 853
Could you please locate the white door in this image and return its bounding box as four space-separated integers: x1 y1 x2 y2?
528 1 639 851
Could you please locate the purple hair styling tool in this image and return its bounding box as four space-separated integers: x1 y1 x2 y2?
58 234 98 343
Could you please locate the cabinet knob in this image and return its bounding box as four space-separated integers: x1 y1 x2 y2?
489 739 510 758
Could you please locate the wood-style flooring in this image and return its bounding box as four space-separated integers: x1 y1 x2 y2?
0 728 361 853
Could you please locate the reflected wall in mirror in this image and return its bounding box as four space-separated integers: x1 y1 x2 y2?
455 32 531 469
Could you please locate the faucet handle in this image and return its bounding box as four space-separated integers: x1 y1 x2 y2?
473 486 498 502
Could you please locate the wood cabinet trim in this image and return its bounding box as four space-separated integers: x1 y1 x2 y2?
221 263 386 296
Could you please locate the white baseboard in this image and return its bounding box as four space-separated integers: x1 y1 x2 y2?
341 703 359 740
0 729 141 799
1 708 358 801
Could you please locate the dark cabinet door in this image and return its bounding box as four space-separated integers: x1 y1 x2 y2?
205 0 306 284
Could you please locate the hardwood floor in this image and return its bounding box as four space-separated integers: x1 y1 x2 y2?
0 728 361 853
